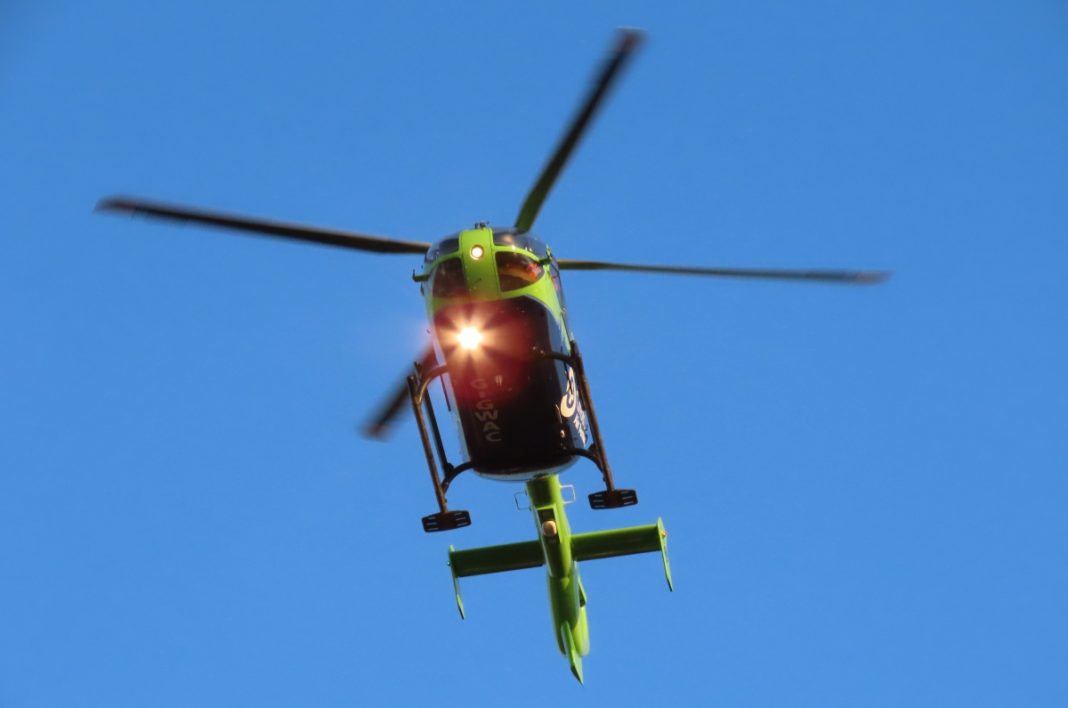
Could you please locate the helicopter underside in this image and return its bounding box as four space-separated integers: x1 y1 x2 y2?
433 296 590 479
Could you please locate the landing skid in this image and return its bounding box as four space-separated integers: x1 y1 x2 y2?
537 340 639 510
406 363 473 532
421 510 472 533
588 488 638 509
406 338 637 532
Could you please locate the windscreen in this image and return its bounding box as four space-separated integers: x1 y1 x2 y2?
432 257 467 298
496 252 544 292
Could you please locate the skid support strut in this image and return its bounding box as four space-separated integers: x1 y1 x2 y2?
542 340 638 510
407 362 471 532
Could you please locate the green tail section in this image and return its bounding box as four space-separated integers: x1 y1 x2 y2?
445 476 672 683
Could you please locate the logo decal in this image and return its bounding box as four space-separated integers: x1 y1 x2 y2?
559 368 589 445
560 368 579 418
470 377 502 443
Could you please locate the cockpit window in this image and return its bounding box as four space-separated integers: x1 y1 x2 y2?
431 257 466 298
496 252 544 292
492 230 548 258
425 237 460 263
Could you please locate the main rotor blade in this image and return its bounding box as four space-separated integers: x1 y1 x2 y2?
556 259 891 285
97 196 431 255
514 29 644 234
363 349 439 439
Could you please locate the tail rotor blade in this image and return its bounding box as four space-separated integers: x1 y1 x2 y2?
98 196 431 255
556 259 891 285
514 29 644 234
362 349 439 439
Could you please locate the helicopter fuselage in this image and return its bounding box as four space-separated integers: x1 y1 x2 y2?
420 226 590 480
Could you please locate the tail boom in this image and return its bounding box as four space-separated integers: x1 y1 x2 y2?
446 475 671 682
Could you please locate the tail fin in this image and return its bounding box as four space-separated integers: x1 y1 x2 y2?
560 622 584 684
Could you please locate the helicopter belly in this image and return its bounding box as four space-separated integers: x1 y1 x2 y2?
433 297 588 479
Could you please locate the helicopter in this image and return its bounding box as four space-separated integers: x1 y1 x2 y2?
98 29 888 683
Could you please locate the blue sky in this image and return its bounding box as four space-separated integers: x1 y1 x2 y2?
2 1 1066 706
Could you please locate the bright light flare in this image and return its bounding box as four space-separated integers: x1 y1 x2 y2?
470 245 485 260
458 326 484 350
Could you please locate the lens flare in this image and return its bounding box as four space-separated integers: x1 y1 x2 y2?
458 326 483 350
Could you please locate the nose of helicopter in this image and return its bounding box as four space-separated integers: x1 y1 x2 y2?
457 225 498 299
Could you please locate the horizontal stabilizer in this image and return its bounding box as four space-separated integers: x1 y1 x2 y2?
449 539 544 578
572 518 673 591
448 540 545 617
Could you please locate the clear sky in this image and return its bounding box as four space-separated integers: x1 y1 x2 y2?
2 1 1066 706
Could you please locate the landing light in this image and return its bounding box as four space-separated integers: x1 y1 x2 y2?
470 245 485 260
458 326 483 350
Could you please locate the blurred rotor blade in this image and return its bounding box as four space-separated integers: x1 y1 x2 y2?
556 259 891 284
363 349 439 439
97 196 431 255
514 29 644 234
